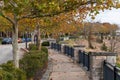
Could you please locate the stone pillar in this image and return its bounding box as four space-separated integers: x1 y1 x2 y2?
89 52 117 80
73 48 79 63
61 44 65 54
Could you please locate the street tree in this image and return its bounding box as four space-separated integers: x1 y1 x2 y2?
0 0 119 68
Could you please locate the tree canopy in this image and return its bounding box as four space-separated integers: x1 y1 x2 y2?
0 0 120 68
1 0 120 22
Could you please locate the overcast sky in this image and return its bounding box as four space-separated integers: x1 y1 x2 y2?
86 8 120 26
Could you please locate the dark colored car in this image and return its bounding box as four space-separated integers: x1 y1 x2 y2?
22 38 31 42
2 38 12 44
22 38 26 43
27 38 31 42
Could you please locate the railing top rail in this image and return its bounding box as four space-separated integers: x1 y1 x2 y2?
90 52 117 56
116 67 120 73
104 61 114 67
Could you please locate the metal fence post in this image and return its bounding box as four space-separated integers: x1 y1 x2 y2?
88 53 90 71
83 51 85 67
114 66 116 80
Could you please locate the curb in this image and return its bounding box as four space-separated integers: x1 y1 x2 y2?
41 57 53 80
20 48 29 53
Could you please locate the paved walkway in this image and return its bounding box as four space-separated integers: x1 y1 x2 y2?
48 49 89 80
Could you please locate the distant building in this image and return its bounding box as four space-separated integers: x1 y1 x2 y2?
60 37 69 41
116 30 120 36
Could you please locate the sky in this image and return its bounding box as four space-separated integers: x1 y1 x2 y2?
86 8 120 26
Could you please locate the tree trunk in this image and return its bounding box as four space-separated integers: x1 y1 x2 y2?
100 33 103 43
12 23 19 68
88 34 94 49
4 32 8 37
36 24 41 51
88 26 94 49
84 27 87 39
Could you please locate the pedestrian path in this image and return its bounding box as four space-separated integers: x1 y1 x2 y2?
48 49 89 80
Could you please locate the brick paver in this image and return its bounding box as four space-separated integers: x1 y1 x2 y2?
49 49 89 80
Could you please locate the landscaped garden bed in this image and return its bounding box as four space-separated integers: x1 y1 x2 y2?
0 43 48 80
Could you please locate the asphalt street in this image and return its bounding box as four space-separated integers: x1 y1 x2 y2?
0 43 26 64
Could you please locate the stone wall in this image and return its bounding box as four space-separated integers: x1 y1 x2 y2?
72 48 117 80
89 52 117 80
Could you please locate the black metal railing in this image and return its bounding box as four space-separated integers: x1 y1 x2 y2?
51 43 61 52
51 43 89 71
71 47 74 57
78 50 90 71
103 61 120 80
51 43 120 80
63 45 74 57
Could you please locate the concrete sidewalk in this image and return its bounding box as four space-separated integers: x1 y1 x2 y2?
48 49 89 80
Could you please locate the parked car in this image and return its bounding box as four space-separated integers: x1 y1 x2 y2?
22 38 26 43
2 38 12 44
27 38 31 42
22 38 31 42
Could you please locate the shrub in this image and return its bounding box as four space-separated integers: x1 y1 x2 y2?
108 37 111 40
20 50 48 79
29 44 37 50
41 46 48 54
101 42 107 51
0 70 14 80
116 63 120 68
42 41 50 46
29 43 48 53
0 61 26 80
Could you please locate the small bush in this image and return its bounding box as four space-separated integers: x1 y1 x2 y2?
25 43 48 79
116 62 120 68
0 61 26 80
108 37 111 40
41 46 48 54
0 70 14 80
112 36 115 39
42 41 50 46
20 50 48 79
101 42 107 51
29 43 48 53
29 44 37 50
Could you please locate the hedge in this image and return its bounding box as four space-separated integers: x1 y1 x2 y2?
20 44 48 79
0 70 14 80
42 41 50 46
29 44 37 50
0 61 26 80
29 43 48 53
0 43 48 80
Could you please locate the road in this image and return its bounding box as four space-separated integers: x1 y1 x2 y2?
0 43 26 64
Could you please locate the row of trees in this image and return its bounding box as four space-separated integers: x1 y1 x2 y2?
84 22 118 49
0 0 119 68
